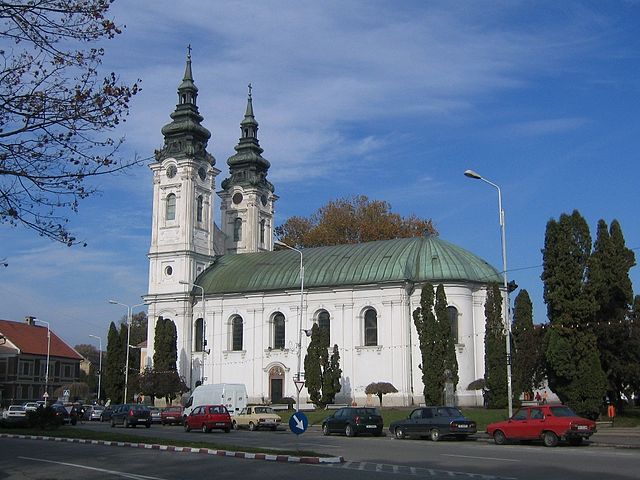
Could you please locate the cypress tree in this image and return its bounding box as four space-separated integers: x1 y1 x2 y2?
587 219 636 408
154 317 178 373
484 283 508 408
322 344 342 405
436 284 458 394
413 283 442 404
541 211 606 418
511 289 544 404
303 323 328 406
104 322 124 403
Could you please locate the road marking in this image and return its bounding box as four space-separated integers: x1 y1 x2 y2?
441 454 521 463
323 460 517 479
18 457 167 480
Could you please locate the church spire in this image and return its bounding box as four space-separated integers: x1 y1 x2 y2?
155 47 213 164
221 84 273 192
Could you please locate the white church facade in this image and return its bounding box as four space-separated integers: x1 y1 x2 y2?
144 53 502 407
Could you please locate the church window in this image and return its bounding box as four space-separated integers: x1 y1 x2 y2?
260 219 266 244
447 306 459 343
194 318 204 352
196 195 203 222
166 193 176 221
317 310 330 347
273 312 285 349
232 316 243 351
364 308 378 346
164 265 173 276
234 218 242 242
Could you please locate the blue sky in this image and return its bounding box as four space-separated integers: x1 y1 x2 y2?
1 1 638 348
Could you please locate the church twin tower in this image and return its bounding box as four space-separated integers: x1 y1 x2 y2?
145 51 276 364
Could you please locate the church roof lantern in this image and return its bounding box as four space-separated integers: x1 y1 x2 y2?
155 46 214 165
195 236 502 295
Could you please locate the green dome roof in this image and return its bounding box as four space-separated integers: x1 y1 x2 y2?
196 236 501 295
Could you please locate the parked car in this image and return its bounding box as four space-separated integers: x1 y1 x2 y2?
389 406 477 441
322 407 383 437
184 404 232 433
160 405 184 426
110 404 151 428
149 407 162 424
100 405 116 422
232 405 282 431
2 405 27 419
486 404 597 447
51 404 78 425
23 402 40 412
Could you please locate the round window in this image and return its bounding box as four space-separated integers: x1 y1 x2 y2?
165 266 173 276
232 192 243 205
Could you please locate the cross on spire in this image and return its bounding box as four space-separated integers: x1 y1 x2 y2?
187 43 192 59
248 83 252 98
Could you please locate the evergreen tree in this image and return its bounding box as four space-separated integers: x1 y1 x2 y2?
303 323 328 406
321 344 343 405
436 284 459 394
484 283 508 408
629 296 640 396
511 289 544 404
413 283 441 404
587 219 636 408
153 317 178 372
104 322 124 403
541 211 606 418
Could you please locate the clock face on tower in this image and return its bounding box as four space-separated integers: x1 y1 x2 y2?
166 165 177 179
232 192 243 205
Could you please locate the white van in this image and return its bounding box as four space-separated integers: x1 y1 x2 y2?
183 383 248 417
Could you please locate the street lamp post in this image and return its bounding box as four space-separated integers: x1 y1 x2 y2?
89 334 102 402
34 319 51 405
179 281 207 386
274 240 305 412
108 300 145 403
464 169 513 417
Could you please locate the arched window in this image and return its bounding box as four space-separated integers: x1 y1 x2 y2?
364 308 378 346
232 316 243 351
260 219 266 244
194 318 204 352
273 312 285 349
196 195 203 222
234 218 242 242
447 306 459 343
318 310 330 347
166 193 176 221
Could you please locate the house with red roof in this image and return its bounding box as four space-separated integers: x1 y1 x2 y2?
0 317 82 406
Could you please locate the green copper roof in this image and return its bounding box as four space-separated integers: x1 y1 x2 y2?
195 236 501 295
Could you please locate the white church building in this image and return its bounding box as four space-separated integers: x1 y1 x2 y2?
143 53 503 407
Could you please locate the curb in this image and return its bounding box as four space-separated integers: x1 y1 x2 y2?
0 433 344 464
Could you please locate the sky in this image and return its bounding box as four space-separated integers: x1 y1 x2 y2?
1 0 638 349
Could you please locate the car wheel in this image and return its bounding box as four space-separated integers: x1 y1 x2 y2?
394 427 406 440
568 437 583 447
345 424 356 437
224 427 230 433
248 422 256 431
232 421 239 430
429 429 441 442
493 430 507 445
184 423 191 432
161 421 165 426
71 418 77 426
110 419 115 428
145 422 151 429
543 431 559 447
322 424 330 436
124 418 129 428
202 424 209 433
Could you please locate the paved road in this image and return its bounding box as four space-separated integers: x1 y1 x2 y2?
48 421 640 479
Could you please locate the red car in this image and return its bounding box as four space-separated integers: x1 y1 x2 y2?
486 404 596 447
184 404 232 433
160 405 184 426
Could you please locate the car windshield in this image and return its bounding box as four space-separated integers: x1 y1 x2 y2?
436 407 462 417
550 406 578 417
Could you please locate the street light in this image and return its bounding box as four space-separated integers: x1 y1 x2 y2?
108 300 145 403
34 318 51 405
89 334 102 402
179 280 207 386
464 169 514 417
274 240 305 411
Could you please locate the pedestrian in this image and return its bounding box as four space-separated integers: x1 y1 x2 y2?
535 391 542 403
542 390 548 404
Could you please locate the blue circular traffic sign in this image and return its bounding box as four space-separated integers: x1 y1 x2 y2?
289 411 309 435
